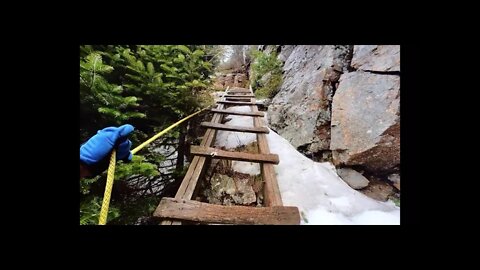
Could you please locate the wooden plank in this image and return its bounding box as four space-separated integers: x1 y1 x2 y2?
225 96 251 98
225 93 253 96
223 94 255 98
217 100 256 106
153 198 301 225
226 89 251 93
250 99 283 206
210 109 264 117
190 146 279 164
223 95 255 99
201 122 269 134
226 97 253 101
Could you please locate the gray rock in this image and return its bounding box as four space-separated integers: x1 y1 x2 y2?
205 173 256 206
267 45 352 154
330 71 400 171
388 173 400 190
360 180 395 202
352 45 400 72
263 45 279 55
205 173 236 205
336 168 370 189
231 178 256 205
277 45 296 63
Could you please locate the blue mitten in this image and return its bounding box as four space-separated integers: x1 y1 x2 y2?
80 124 134 166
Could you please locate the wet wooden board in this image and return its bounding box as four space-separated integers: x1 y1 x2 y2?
250 98 283 206
201 122 269 134
190 146 279 164
209 109 264 117
223 94 255 98
226 89 251 93
217 100 257 105
225 97 253 101
154 198 300 225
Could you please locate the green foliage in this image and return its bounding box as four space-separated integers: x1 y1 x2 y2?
80 51 146 131
390 197 400 207
255 73 283 99
250 49 283 99
80 196 120 225
80 45 220 225
80 175 101 195
109 195 161 225
115 155 160 180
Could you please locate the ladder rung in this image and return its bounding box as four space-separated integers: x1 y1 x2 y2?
226 89 251 93
223 94 255 98
201 122 269 134
190 145 279 164
225 97 253 101
217 100 256 105
210 109 264 117
153 197 300 225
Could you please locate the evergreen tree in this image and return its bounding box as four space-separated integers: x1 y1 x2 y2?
80 45 217 225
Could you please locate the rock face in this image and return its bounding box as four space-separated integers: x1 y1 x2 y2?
268 45 353 155
262 44 400 174
255 44 400 177
351 45 400 72
259 45 296 64
330 71 400 172
277 45 296 64
260 45 279 55
336 168 370 189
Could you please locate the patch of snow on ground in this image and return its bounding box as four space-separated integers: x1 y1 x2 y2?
232 161 260 175
214 106 256 149
265 120 400 225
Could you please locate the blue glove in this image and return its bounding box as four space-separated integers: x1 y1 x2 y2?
80 124 134 166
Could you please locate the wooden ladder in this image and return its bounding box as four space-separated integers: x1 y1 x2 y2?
155 86 300 225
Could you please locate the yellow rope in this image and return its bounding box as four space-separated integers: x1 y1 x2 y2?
131 108 208 155
98 149 116 225
97 107 209 225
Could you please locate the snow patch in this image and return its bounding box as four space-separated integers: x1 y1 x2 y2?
232 161 261 175
215 106 256 149
266 128 399 225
